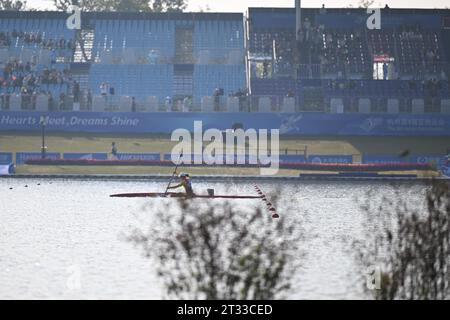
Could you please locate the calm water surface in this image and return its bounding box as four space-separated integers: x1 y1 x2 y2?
0 178 427 299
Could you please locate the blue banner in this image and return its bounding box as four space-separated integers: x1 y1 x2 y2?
411 155 446 166
308 155 353 164
117 153 161 161
163 153 260 164
16 152 60 164
362 155 407 164
63 153 108 160
363 154 447 166
0 152 13 164
279 155 306 163
412 155 447 173
1 112 450 136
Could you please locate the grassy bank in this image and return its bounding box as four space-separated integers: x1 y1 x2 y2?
1 133 447 176
15 165 300 176
15 165 440 178
1 132 449 160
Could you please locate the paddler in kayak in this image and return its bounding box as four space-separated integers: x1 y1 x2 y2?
167 172 194 197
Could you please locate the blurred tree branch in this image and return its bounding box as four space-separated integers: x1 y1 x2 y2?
53 0 187 12
127 198 302 299
354 180 450 299
0 0 27 10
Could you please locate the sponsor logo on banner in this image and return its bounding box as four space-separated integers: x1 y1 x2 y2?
360 117 383 133
362 155 405 164
16 152 60 164
413 155 445 166
309 155 352 164
279 155 306 163
0 152 13 164
117 153 160 161
63 153 108 160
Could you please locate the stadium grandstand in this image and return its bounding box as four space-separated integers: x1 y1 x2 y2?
0 7 450 114
0 11 246 112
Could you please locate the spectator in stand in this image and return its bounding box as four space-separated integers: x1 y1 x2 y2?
59 92 66 110
182 96 190 112
426 50 435 63
262 61 269 78
383 62 388 80
390 63 398 80
109 85 115 99
148 50 158 64
100 83 108 103
48 91 54 111
31 91 37 110
213 88 224 111
1 93 10 110
131 96 136 112
303 18 311 41
72 80 80 103
165 96 172 111
87 89 93 110
111 142 118 160
50 49 56 64
107 84 115 107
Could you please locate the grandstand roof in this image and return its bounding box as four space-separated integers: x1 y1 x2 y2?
0 10 244 21
248 7 450 14
248 7 450 29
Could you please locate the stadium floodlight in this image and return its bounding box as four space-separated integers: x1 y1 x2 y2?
295 0 301 41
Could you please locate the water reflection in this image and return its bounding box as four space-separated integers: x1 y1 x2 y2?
0 178 426 299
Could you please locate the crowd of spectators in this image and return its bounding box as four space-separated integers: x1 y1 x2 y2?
1 59 73 94
296 18 326 65
252 18 369 79
251 16 446 81
0 54 85 111
0 28 77 109
322 77 450 99
409 78 449 98
0 32 12 47
394 24 443 77
0 30 74 50
399 25 426 41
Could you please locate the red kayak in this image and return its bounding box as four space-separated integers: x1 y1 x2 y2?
110 192 263 199
110 186 280 219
